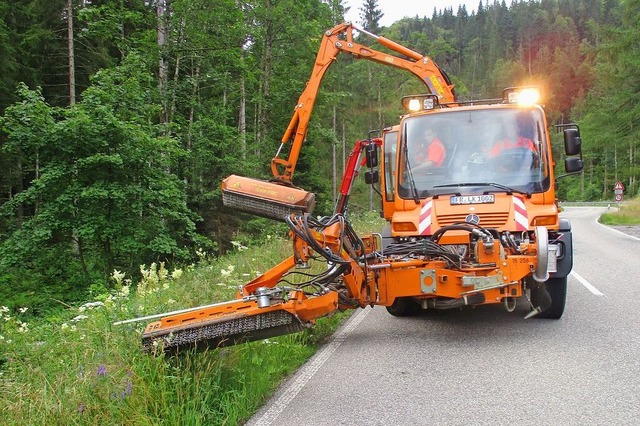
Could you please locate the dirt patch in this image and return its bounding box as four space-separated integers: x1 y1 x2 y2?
608 225 640 239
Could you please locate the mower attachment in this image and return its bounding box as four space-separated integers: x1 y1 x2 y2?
221 175 316 221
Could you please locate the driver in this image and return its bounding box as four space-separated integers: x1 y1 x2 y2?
413 127 445 170
489 124 536 158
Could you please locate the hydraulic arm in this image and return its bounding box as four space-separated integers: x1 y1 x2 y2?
138 138 550 354
221 23 455 221
272 23 455 184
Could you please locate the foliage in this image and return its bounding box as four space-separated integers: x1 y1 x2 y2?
0 223 350 425
600 197 640 225
576 0 640 201
0 55 202 310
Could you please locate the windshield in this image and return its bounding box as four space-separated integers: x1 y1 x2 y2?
397 107 550 198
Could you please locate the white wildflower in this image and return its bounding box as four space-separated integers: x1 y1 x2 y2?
80 301 104 310
195 248 206 260
71 315 89 322
18 307 28 314
158 262 168 281
0 334 4 340
0 306 9 313
162 282 169 290
119 285 130 297
78 306 86 312
18 322 29 333
70 325 77 332
231 241 248 251
171 269 183 280
111 269 126 285
228 265 235 273
220 269 231 277
166 299 176 305
138 305 145 312
61 323 69 330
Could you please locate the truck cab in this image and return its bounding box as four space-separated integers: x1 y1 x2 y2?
381 87 582 240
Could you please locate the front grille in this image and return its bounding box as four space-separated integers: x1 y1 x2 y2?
436 212 509 227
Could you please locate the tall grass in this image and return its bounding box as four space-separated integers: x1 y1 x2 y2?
599 197 640 225
0 212 383 425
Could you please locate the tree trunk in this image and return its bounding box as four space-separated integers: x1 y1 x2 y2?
614 144 618 182
75 236 90 282
168 17 186 125
342 121 346 174
67 0 76 106
157 0 170 126
603 153 608 198
259 2 273 150
332 105 337 205
16 157 23 225
239 74 247 159
185 59 200 185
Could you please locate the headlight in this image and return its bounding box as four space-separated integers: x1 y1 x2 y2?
503 86 541 106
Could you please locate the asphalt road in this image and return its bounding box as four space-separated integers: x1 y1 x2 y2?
247 207 640 426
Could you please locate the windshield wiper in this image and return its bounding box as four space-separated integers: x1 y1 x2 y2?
433 182 531 198
402 123 421 204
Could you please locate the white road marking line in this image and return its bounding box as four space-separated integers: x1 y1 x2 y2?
571 270 604 296
595 217 640 241
248 308 371 426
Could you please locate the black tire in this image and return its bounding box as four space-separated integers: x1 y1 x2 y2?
536 276 567 319
386 297 421 317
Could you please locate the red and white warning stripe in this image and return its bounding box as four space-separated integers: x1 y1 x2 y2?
419 199 433 235
513 195 529 231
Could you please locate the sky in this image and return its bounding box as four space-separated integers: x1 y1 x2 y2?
343 0 494 27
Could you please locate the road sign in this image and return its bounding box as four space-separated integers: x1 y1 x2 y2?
613 181 624 202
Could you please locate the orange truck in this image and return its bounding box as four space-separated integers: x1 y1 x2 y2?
136 23 584 353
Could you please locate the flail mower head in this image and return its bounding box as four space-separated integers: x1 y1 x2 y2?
221 175 316 221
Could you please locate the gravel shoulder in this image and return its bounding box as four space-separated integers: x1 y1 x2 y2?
607 225 640 239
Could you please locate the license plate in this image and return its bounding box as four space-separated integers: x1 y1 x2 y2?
450 194 495 205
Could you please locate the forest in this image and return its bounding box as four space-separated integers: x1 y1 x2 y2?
0 0 638 309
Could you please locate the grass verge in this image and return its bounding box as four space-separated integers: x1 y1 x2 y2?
0 212 383 425
599 197 640 225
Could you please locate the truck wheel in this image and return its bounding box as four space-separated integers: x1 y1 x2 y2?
536 276 567 319
386 297 421 317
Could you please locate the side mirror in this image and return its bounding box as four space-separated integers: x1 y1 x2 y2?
365 143 378 168
365 170 379 184
564 128 581 156
565 157 584 174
